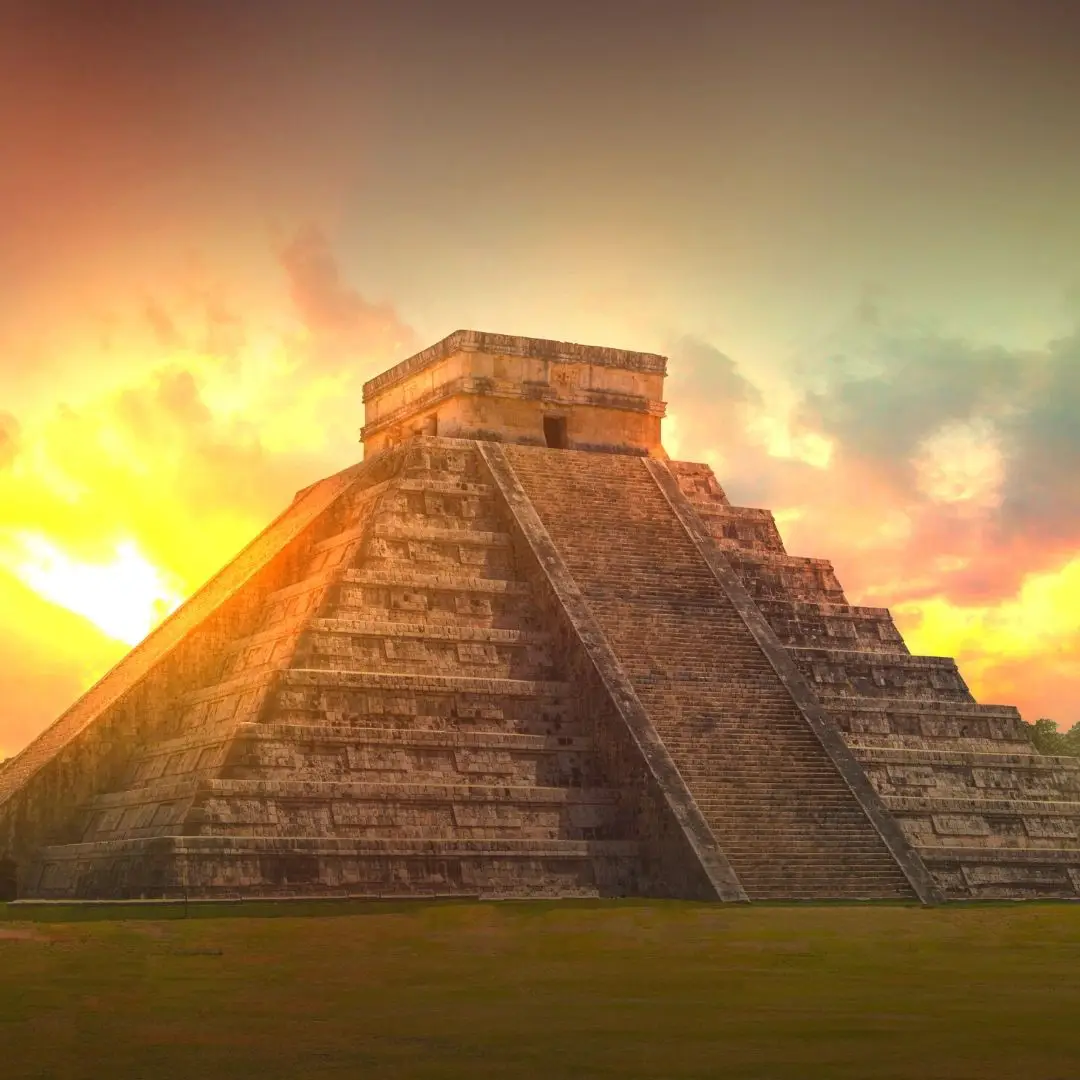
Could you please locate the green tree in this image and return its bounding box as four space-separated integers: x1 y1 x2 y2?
1023 718 1080 756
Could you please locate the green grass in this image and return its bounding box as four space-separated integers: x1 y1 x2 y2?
2 899 1079 1079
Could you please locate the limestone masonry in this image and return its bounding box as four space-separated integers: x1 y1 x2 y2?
1 329 1078 902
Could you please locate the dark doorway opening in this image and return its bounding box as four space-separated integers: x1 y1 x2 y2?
543 416 568 449
0 856 17 902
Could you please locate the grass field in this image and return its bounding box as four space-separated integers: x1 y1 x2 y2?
2 898 1079 1079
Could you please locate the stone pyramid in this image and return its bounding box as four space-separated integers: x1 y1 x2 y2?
1 330 1077 902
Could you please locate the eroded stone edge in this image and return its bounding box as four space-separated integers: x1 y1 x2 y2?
645 456 946 907
478 441 748 903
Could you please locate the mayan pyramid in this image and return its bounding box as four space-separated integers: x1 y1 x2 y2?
2 329 1078 903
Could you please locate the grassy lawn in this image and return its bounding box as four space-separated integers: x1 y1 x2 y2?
2 898 1079 1079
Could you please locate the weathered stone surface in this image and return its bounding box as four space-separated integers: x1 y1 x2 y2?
361 330 667 457
3 330 1074 903
14 441 652 900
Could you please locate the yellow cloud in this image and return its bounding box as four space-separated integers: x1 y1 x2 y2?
0 531 184 646
894 555 1080 688
747 412 835 469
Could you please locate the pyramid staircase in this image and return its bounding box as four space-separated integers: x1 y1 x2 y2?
499 446 918 902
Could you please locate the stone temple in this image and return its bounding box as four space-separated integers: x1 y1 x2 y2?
2 329 1079 904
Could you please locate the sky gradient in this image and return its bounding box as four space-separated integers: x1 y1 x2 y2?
1 0 1079 758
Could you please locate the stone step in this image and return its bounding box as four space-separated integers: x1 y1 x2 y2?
362 536 517 580
259 552 537 630
844 733 1036 755
832 699 1022 718
180 668 279 706
718 842 904 857
264 565 342 604
81 777 622 821
919 846 1080 897
292 637 555 683
196 779 622 802
248 723 592 751
398 468 487 488
884 794 1080 814
125 724 594 769
330 571 538 626
312 521 371 555
372 509 505 534
756 598 908 653
395 477 495 498
39 834 640 859
689 505 787 554
309 618 549 646
341 568 532 594
246 670 580 745
193 791 623 839
851 745 1080 770
667 461 731 506
910 833 1080 851
269 710 583 739
827 699 1029 744
733 865 909 882
193 824 617 841
789 646 972 700
269 670 581 737
223 733 599 788
29 833 641 902
225 616 554 681
669 471 728 498
865 764 1080 797
219 618 556 683
918 845 1080 865
370 522 511 547
277 668 573 698
722 550 849 604
173 670 280 735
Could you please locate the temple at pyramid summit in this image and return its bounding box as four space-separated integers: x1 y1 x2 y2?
3 327 1080 904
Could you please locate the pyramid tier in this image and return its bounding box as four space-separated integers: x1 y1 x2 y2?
30 835 638 901
754 599 909 654
788 646 973 702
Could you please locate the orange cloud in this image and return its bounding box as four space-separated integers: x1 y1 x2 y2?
0 229 417 759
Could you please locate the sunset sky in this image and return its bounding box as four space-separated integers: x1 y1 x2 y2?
1 0 1079 759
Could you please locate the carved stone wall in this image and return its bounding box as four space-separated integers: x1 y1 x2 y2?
361 330 667 458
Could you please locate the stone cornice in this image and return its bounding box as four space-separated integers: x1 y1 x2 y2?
363 330 668 401
361 375 666 439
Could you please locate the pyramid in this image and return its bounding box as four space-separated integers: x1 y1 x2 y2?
2 329 1078 903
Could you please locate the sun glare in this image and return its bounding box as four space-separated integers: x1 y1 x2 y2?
0 532 184 646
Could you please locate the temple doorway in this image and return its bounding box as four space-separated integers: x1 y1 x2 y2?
543 416 568 449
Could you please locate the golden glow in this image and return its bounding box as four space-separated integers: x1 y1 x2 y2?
747 412 834 469
662 412 683 459
895 555 1080 687
913 419 1005 509
772 507 803 527
0 532 184 646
